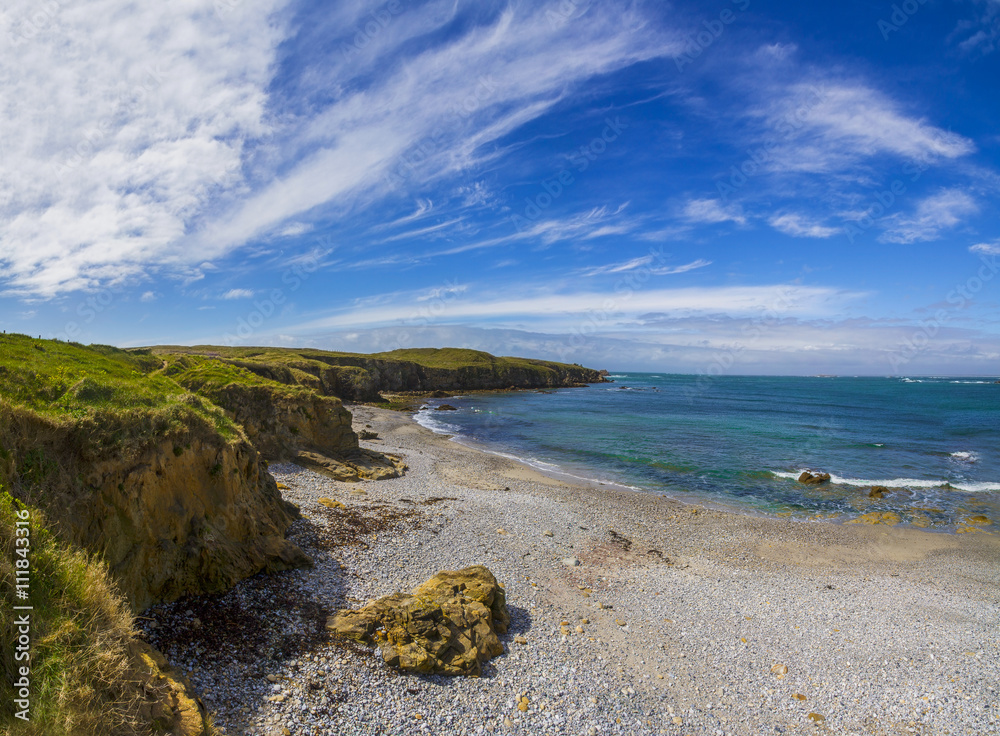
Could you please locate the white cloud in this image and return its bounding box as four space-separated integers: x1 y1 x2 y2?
583 255 711 277
2 1 683 299
222 289 255 300
276 222 312 238
878 189 978 244
193 2 683 257
769 213 839 238
0 0 288 297
970 241 1000 255
682 199 746 225
288 283 862 333
760 83 975 174
140 291 156 303
952 0 1000 55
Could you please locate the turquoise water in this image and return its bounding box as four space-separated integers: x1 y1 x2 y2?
415 374 1000 530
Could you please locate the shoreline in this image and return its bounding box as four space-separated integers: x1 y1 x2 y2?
141 405 1000 736
411 399 998 533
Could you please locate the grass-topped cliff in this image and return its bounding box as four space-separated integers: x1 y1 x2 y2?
0 335 602 734
147 345 608 402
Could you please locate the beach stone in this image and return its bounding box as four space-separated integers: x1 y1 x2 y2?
514 635 527 645
868 486 890 498
518 696 529 712
848 511 901 526
807 713 826 723
793 693 807 701
798 471 831 485
318 497 346 509
771 663 789 675
266 674 279 683
326 565 509 677
543 530 554 537
562 557 581 567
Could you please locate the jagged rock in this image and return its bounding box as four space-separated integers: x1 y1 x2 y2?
435 404 458 411
327 565 509 677
798 471 832 485
868 485 890 498
296 449 407 482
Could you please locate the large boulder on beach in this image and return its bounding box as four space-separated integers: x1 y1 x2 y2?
798 471 832 485
327 566 509 677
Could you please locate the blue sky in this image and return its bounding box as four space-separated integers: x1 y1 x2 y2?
2 0 998 375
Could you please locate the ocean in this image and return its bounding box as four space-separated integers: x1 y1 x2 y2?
415 374 1000 530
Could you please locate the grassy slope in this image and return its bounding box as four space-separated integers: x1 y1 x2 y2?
147 345 605 396
0 491 151 735
0 335 238 457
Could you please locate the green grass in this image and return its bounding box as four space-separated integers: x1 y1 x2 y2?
0 490 150 735
0 334 239 455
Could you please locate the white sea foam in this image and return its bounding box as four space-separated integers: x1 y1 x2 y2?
950 451 978 462
770 470 1000 493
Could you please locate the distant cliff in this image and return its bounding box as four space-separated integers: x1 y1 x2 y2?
148 346 608 402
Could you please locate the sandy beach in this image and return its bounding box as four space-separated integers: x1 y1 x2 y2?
142 405 1000 736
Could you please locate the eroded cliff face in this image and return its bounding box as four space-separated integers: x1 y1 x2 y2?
204 384 358 460
1 405 310 612
230 356 606 402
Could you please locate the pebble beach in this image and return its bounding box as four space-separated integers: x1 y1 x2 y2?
141 405 1000 736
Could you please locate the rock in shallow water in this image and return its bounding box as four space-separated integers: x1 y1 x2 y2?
326 565 509 677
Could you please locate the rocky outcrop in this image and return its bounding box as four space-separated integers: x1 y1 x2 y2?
1 405 310 612
868 485 890 498
798 471 832 485
195 383 358 461
296 449 407 482
327 566 509 676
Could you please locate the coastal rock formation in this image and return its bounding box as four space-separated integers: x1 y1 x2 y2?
201 383 357 461
1 405 310 612
296 449 407 482
327 565 509 676
435 404 458 411
868 485 890 498
156 347 608 403
798 471 832 485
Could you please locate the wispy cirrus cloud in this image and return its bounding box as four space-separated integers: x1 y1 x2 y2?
582 256 712 277
683 198 746 225
769 213 839 238
193 2 683 258
878 189 978 244
1 1 684 299
970 240 1000 255
757 82 974 174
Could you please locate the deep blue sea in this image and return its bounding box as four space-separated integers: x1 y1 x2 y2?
415 374 1000 530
